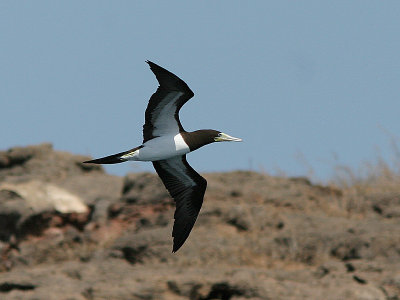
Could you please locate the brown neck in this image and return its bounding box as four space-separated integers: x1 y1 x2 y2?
181 130 219 151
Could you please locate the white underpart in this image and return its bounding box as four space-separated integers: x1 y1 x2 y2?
151 91 184 137
126 133 190 162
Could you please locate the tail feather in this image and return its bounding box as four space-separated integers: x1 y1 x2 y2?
84 146 142 165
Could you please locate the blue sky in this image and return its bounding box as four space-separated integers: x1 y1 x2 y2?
1 1 399 181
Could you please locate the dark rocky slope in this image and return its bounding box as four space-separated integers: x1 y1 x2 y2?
0 144 399 299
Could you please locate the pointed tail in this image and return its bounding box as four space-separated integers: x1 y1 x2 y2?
83 146 142 164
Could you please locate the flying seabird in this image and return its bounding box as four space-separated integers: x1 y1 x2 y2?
84 61 242 252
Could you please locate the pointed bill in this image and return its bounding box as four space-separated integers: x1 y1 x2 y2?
214 132 242 142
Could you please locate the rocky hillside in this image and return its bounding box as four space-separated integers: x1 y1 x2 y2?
0 144 399 300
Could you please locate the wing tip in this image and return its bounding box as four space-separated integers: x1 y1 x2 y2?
146 60 159 71
172 239 184 253
145 61 194 96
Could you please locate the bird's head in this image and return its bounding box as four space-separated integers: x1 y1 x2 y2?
183 130 242 152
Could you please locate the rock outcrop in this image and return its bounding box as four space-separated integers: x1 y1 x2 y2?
0 144 399 299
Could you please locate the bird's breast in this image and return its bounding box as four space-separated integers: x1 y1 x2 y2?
135 134 190 161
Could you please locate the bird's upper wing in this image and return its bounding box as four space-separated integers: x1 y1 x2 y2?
143 61 194 143
152 155 207 252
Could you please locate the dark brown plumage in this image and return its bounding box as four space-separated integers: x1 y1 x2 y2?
153 155 207 252
181 130 221 152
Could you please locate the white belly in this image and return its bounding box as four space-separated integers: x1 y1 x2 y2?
132 134 190 161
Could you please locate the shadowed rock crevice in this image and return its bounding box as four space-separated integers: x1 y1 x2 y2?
201 282 246 300
16 210 93 239
0 282 36 293
120 245 148 264
0 148 34 169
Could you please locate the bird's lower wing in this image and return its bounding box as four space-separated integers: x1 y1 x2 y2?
152 155 207 252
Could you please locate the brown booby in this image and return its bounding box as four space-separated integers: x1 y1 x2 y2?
84 61 242 252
